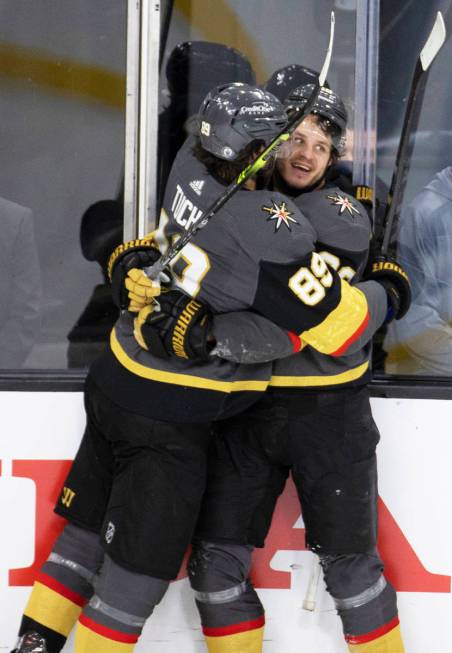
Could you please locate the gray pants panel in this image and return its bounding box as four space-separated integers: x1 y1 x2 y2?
83 555 169 636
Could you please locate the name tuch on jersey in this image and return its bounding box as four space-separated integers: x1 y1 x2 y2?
172 184 203 230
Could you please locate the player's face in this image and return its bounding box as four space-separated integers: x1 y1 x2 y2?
276 115 332 190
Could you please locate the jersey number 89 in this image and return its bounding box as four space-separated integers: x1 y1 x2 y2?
289 252 334 306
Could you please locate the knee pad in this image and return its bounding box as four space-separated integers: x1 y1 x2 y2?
188 540 253 594
320 552 398 637
83 555 169 636
42 523 105 597
188 540 264 631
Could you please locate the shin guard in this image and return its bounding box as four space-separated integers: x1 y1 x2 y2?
74 555 168 653
17 524 104 653
320 552 405 653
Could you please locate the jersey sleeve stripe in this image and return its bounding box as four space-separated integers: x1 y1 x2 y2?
300 280 369 355
330 309 370 356
269 360 369 387
286 331 304 353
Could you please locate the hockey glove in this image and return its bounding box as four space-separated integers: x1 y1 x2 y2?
133 290 214 360
108 235 162 310
365 255 411 321
125 268 171 312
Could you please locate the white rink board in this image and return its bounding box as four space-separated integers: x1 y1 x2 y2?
0 392 451 652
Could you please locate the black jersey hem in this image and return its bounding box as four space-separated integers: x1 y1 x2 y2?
89 346 263 422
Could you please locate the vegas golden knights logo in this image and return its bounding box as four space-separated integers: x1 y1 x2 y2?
61 486 76 508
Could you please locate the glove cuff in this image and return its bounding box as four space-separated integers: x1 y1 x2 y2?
107 234 156 281
169 298 210 359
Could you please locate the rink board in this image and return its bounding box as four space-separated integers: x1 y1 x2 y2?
0 392 450 652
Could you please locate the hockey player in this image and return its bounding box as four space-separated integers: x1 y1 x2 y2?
10 83 405 653
263 63 326 102
136 86 409 652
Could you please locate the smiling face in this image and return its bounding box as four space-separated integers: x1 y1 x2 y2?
276 114 333 190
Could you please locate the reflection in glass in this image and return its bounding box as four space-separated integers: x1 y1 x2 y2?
0 1 125 370
0 198 41 368
377 10 452 378
384 167 452 376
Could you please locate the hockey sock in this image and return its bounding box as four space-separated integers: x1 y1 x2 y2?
320 552 404 653
18 524 104 653
189 541 265 653
74 555 168 653
347 621 405 652
203 617 265 653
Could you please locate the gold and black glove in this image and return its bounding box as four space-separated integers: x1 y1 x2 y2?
107 235 162 310
365 255 411 321
134 290 214 360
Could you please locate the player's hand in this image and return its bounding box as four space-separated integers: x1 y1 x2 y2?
133 290 214 360
365 255 411 321
108 237 161 310
125 268 171 312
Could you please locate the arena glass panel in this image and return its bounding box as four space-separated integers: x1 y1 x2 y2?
375 0 452 384
0 0 126 372
157 0 359 212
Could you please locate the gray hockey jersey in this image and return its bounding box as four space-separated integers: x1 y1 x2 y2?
92 142 376 421
211 187 388 388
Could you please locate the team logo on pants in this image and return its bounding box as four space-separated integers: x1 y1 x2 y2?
105 521 116 544
61 486 75 508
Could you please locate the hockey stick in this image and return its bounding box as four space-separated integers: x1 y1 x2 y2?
145 11 336 279
302 554 322 612
380 10 447 255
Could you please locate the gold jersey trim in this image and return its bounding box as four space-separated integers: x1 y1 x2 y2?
300 279 369 355
269 360 369 387
111 329 269 393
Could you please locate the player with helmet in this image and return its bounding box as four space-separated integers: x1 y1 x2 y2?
263 63 329 102
9 83 396 653
158 40 256 205
136 84 409 652
274 83 348 191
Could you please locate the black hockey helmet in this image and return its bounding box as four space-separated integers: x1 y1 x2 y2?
285 84 347 153
264 64 329 103
165 41 256 116
197 82 288 161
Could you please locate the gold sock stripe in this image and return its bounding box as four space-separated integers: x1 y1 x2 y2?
75 620 136 653
24 581 82 637
205 626 264 653
348 624 405 652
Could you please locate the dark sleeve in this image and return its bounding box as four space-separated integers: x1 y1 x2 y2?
211 311 299 363
251 251 376 356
